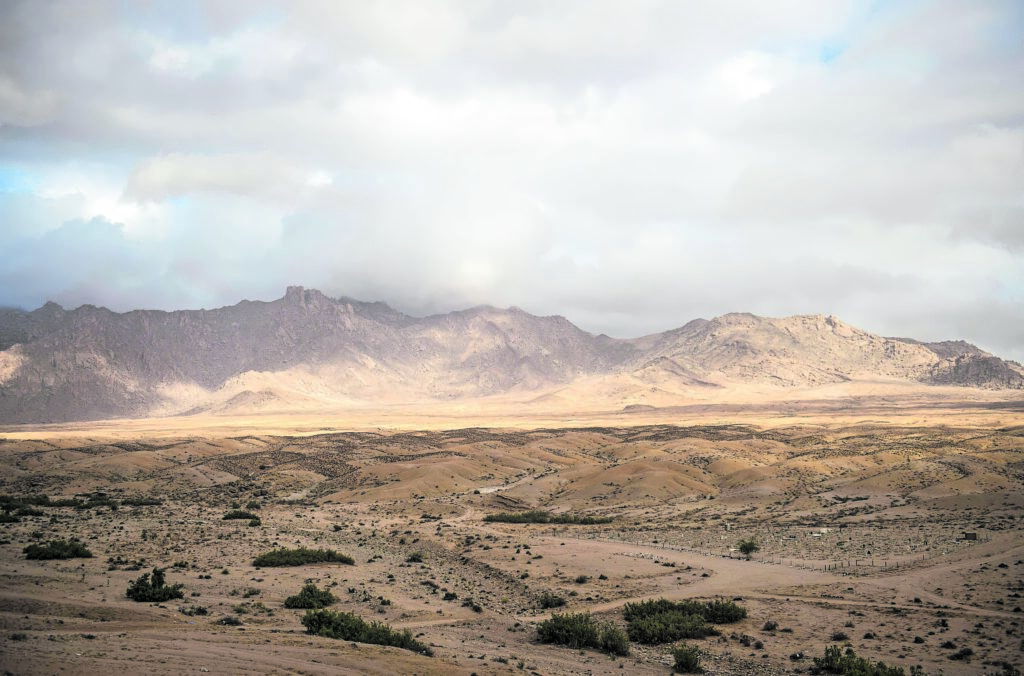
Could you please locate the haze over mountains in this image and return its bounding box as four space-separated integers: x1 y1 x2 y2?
0 286 1021 424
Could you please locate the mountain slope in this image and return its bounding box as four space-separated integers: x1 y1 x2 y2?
0 287 1020 423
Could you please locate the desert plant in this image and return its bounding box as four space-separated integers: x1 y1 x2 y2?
627 610 717 643
483 510 613 525
406 552 424 563
23 539 92 560
126 568 185 602
222 510 259 520
813 645 908 675
623 598 746 624
284 583 337 609
252 547 354 567
737 538 760 560
536 612 629 656
673 643 703 673
301 609 432 655
539 592 566 609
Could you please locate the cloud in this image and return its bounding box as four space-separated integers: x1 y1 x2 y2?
0 0 1021 361
124 152 339 204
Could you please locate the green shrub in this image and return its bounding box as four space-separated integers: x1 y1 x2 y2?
813 645 909 675
673 644 703 673
301 609 432 655
23 539 93 560
252 548 354 567
0 514 20 523
539 592 566 609
483 510 612 525
621 598 743 645
406 552 424 563
222 510 259 520
78 495 117 510
285 583 338 609
700 599 748 623
598 622 630 657
126 568 185 602
623 598 746 624
627 610 717 643
536 612 629 656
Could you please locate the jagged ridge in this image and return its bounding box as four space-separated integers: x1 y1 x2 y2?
0 287 1020 423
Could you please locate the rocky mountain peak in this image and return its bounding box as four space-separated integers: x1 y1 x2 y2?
0 287 1020 423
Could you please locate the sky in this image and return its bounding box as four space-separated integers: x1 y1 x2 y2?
1 1 1022 360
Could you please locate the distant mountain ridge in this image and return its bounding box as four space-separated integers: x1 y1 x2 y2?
1 286 1021 423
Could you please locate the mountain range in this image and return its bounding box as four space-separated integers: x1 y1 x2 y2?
1 286 1021 424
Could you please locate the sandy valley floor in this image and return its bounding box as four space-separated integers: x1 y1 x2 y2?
1 396 1023 675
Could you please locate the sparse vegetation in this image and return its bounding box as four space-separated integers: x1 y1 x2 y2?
284 583 338 609
222 509 259 520
539 592 566 609
536 612 630 656
620 598 746 644
673 643 704 673
301 609 433 656
252 548 354 567
23 539 93 560
126 568 185 602
483 510 613 525
813 645 910 675
738 538 760 560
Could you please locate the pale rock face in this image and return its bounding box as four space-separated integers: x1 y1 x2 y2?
0 287 1020 423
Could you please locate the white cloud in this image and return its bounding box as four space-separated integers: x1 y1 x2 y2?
0 0 1021 361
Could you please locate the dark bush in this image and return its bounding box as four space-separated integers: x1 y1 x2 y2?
622 598 746 625
483 510 613 525
673 643 703 673
948 647 973 661
222 510 259 520
301 609 432 655
23 539 93 560
627 610 717 644
539 592 566 609
252 548 354 567
536 612 629 656
813 645 909 675
126 568 185 602
284 583 338 609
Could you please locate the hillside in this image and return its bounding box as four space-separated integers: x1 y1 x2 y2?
0 287 1021 423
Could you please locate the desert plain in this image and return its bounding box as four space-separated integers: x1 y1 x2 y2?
1 392 1023 676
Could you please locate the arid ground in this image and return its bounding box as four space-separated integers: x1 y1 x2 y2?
1 396 1023 675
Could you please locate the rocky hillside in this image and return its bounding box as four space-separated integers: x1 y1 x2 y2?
0 287 1020 423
